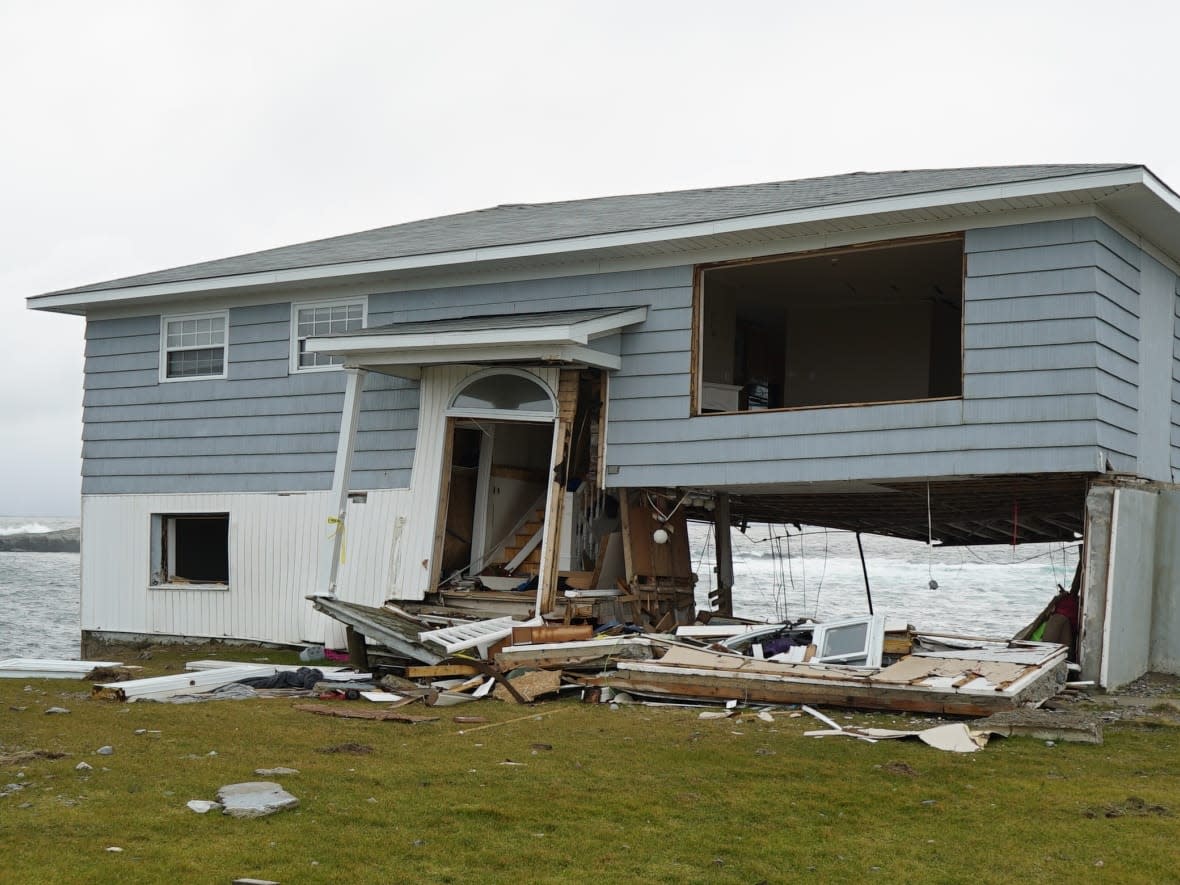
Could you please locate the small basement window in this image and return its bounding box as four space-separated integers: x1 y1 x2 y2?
696 235 963 412
151 513 229 587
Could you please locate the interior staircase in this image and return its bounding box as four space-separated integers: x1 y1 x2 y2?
500 505 545 575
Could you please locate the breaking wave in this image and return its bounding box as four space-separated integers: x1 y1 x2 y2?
0 522 52 536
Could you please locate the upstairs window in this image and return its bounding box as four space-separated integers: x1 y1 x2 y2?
695 235 963 413
291 299 366 371
160 311 227 381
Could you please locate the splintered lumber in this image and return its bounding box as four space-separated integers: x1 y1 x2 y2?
592 643 1068 716
292 704 439 723
93 665 275 701
406 664 482 678
496 636 655 671
492 669 562 703
309 595 444 664
972 710 1104 744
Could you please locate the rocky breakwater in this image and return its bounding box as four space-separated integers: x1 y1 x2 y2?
0 528 80 552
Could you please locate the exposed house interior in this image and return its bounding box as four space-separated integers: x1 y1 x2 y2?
150 512 230 585
698 235 964 413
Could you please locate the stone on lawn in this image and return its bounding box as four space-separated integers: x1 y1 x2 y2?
216 782 299 818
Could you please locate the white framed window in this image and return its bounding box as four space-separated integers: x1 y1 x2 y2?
290 298 367 372
159 311 228 381
149 513 230 589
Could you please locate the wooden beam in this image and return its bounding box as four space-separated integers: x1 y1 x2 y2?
713 492 734 617
322 367 367 596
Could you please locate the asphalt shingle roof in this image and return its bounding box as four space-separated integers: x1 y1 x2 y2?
42 164 1134 297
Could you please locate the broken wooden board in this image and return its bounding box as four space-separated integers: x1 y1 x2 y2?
292 703 439 723
595 643 1068 716
405 664 482 679
492 669 562 703
309 595 444 664
972 709 1104 744
496 636 655 671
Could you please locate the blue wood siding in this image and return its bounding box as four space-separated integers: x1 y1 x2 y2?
82 302 418 494
606 218 1159 488
366 266 695 450
80 218 1177 495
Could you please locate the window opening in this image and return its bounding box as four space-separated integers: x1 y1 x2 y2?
161 312 227 380
293 300 365 370
151 513 229 586
697 236 963 412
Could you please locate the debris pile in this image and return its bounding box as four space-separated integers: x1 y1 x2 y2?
290 596 1072 720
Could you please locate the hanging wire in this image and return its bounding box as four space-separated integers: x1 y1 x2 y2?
926 482 937 589
769 531 790 621
811 526 830 617
693 521 714 574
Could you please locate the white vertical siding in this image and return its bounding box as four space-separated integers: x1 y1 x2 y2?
82 488 410 646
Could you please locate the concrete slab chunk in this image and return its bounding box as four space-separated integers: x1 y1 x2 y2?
216 781 299 818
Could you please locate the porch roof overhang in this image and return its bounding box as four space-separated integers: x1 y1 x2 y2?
307 305 648 378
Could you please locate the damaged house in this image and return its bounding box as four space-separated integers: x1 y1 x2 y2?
27 164 1180 690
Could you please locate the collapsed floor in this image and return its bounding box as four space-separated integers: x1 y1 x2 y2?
302 595 1071 718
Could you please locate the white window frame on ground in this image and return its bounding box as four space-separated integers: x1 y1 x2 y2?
290 298 368 373
149 513 231 590
159 310 228 382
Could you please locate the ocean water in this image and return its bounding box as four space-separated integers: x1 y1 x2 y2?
0 515 1073 660
0 516 81 659
688 521 1079 638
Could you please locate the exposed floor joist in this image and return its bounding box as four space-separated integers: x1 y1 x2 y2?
682 473 1092 545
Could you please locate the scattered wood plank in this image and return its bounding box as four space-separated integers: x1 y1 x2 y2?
292 704 439 723
492 669 562 704
406 664 481 678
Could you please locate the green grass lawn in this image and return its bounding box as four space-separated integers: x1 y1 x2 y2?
2 646 1178 884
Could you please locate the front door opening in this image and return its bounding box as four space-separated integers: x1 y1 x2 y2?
437 419 555 586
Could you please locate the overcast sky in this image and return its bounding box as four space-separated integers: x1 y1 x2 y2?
2 0 1178 516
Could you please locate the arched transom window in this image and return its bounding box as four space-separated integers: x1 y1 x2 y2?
448 370 555 420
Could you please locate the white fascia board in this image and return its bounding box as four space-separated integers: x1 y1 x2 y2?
1142 168 1180 216
347 342 622 374
28 169 1151 315
310 306 649 356
576 306 648 339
